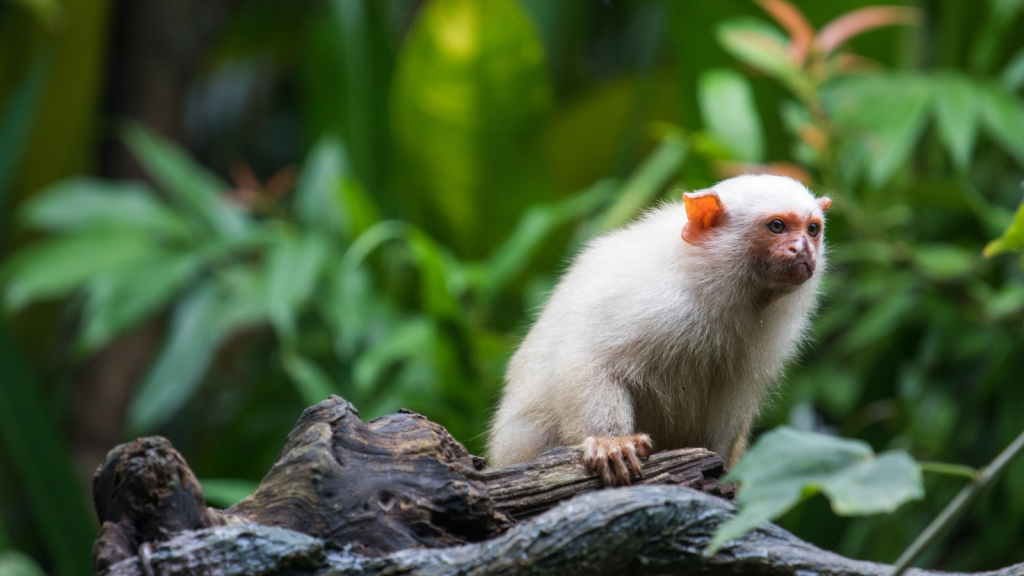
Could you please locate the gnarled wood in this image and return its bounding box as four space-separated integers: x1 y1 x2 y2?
92 395 730 572
100 487 1024 576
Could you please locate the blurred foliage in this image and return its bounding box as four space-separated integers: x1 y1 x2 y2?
1 0 1024 574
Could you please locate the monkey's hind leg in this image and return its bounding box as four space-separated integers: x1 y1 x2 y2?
580 434 653 487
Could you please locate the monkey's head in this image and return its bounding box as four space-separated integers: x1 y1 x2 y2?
681 174 831 290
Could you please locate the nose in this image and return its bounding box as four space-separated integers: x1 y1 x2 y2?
787 236 810 256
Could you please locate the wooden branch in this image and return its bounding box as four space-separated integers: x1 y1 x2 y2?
92 396 728 572
100 487 1024 576
93 395 1024 575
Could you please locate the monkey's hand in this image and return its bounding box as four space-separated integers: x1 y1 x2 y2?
581 433 653 487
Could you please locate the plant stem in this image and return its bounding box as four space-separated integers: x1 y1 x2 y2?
917 461 977 479
889 427 1024 576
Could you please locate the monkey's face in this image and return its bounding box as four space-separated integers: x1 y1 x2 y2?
753 212 825 286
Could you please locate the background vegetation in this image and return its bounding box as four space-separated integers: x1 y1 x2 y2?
1 0 1023 574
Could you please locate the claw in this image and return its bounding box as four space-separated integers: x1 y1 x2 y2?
579 434 654 487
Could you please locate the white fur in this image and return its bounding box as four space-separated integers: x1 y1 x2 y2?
487 175 828 466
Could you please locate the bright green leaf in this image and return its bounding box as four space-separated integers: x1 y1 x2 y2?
121 123 250 238
933 75 979 171
21 177 190 238
707 427 923 554
199 478 258 509
698 69 765 163
985 193 1024 257
3 230 162 310
1002 45 1024 90
392 0 551 257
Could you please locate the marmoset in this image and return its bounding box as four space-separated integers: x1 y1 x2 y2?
487 175 831 486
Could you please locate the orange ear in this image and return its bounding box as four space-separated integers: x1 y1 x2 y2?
681 189 724 246
818 196 832 212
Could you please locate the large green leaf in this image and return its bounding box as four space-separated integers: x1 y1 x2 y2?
266 231 328 341
707 427 923 554
127 282 230 433
294 137 349 237
824 74 933 187
78 251 212 352
932 74 979 172
0 327 96 576
294 137 380 243
353 316 435 394
2 230 162 310
698 69 765 163
978 84 1024 166
391 0 551 257
121 123 250 238
20 177 190 238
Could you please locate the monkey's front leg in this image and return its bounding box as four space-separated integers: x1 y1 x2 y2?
581 433 653 487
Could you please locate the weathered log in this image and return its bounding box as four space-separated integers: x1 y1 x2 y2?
99 487 1024 576
92 395 730 572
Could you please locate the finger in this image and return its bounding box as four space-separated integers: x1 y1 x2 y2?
582 437 599 472
606 453 630 483
624 445 644 478
599 457 616 487
635 434 653 458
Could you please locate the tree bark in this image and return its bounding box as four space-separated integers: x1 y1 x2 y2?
90 395 1024 576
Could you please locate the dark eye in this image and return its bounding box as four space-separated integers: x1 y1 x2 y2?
767 219 786 234
807 222 820 237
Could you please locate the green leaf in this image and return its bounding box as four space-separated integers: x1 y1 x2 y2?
353 317 435 394
282 351 338 406
594 129 687 233
698 69 765 163
932 75 979 172
912 244 977 280
198 478 258 509
3 230 162 310
294 137 349 237
294 138 381 243
985 194 1024 257
266 232 328 341
978 84 1024 166
479 178 617 300
391 0 551 256
21 177 190 238
78 252 210 352
0 550 48 576
0 326 96 576
127 282 230 433
824 75 932 186
707 427 923 554
716 18 801 91
121 123 250 237
1002 45 1024 90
